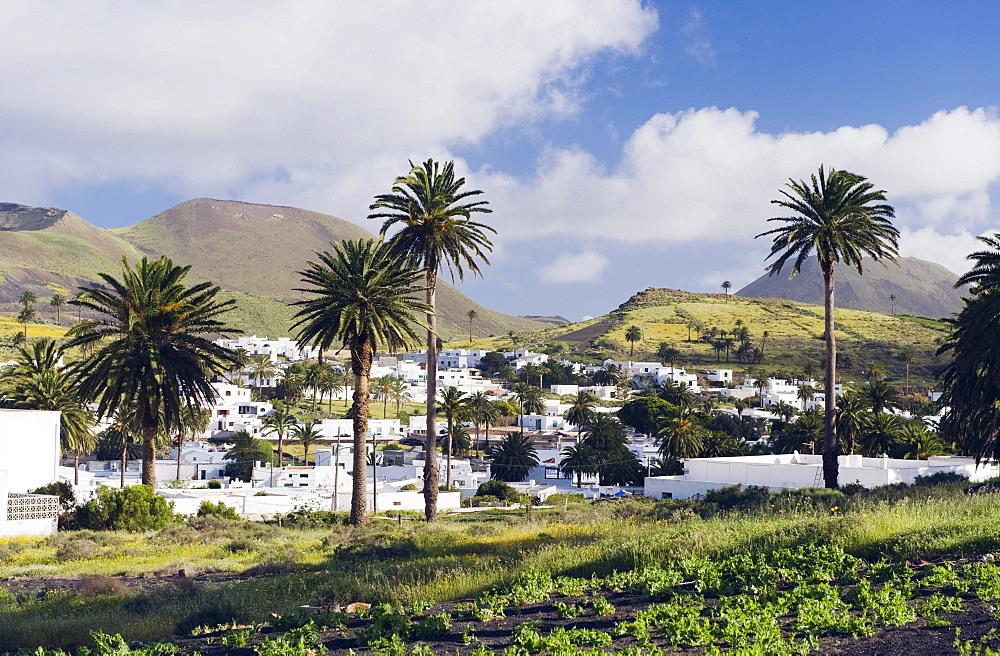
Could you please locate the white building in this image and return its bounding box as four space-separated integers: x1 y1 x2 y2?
214 335 319 362
0 409 62 537
644 453 1000 500
314 417 402 442
206 382 273 436
398 348 489 370
604 359 701 393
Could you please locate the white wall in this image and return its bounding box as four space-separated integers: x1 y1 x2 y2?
0 409 60 492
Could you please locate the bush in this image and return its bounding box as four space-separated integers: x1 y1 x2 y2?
197 501 241 521
476 480 527 503
30 481 77 529
400 483 417 491
703 484 771 513
207 479 223 489
75 485 176 532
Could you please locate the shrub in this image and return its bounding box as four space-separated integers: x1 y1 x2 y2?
400 483 417 491
476 480 527 503
197 501 241 521
30 481 77 529
75 485 176 532
703 484 771 513
207 479 223 489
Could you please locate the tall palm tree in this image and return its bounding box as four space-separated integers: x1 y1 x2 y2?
489 433 539 482
372 374 396 419
757 165 898 488
291 422 323 465
389 376 411 414
67 256 240 488
49 292 67 325
17 304 36 340
466 309 478 342
466 390 490 451
796 384 815 411
563 391 597 444
721 280 732 301
369 158 494 522
863 379 899 414
262 404 297 468
512 382 543 435
18 290 36 311
657 417 704 459
657 342 680 370
859 412 904 457
624 325 642 357
938 233 1000 461
592 363 621 387
247 355 277 395
835 391 869 456
480 400 502 454
223 430 273 481
304 361 326 413
438 386 466 488
560 444 597 487
320 367 346 411
291 237 428 526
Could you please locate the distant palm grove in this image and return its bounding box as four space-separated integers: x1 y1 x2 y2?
4 161 1000 526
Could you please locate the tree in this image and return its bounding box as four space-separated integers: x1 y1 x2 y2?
835 391 869 456
94 422 141 488
49 292 67 325
467 309 478 342
224 430 273 481
304 361 327 413
291 422 323 465
320 367 347 411
247 355 277 394
859 412 904 457
899 346 916 390
657 417 704 459
757 165 898 488
862 380 899 414
938 233 1000 461
369 158 494 522
438 386 466 488
592 363 622 387
466 391 490 451
512 382 543 435
563 391 597 443
773 408 824 455
796 384 815 411
560 444 597 487
17 304 36 340
175 404 209 482
657 342 681 370
261 404 297 468
389 376 411 414
67 256 240 488
372 374 396 419
291 238 428 525
18 290 36 310
889 293 897 315
625 325 642 357
721 280 732 301
489 433 539 482
580 413 643 485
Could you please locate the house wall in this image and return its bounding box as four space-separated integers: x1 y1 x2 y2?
0 409 60 493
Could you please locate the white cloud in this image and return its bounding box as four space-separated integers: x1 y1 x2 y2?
537 251 610 283
483 106 1000 277
0 1 658 204
682 7 716 66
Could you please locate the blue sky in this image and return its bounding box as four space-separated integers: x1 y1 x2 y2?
2 1 999 321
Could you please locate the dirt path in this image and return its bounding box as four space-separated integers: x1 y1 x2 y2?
553 316 620 354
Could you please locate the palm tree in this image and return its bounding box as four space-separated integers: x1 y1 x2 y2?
320 367 346 411
657 342 681 370
291 238 428 526
369 158 494 522
559 444 597 487
938 233 1000 461
291 422 323 465
889 293 897 315
372 374 396 419
563 391 597 443
721 280 732 301
592 364 621 387
835 391 869 456
304 361 326 413
512 382 543 436
898 346 916 391
521 363 543 389
247 355 278 394
774 408 824 455
657 417 704 459
466 309 478 342
95 423 141 488
796 384 815 411
49 292 67 325
438 386 466 488
624 325 642 357
262 404 297 468
757 165 899 488
389 377 411 414
863 380 899 414
479 400 502 454
223 430 274 481
489 433 539 482
18 290 36 310
466 391 490 451
67 256 240 488
17 304 36 340
859 412 904 457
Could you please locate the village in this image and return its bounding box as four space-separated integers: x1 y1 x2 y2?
2 335 992 538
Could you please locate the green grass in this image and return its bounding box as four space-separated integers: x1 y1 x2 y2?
3 484 1000 650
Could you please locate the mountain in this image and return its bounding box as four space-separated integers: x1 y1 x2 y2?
0 200 557 338
736 256 967 319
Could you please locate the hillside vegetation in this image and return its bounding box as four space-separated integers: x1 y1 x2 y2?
0 200 556 339
453 289 950 384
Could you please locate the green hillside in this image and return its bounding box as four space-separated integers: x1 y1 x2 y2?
458 287 951 385
0 200 555 338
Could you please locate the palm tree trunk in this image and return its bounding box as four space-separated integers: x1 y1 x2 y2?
74 453 80 486
277 432 284 469
350 341 372 525
141 422 157 487
371 425 377 515
822 266 839 488
176 432 183 482
423 270 439 522
333 436 340 512
446 415 453 489
120 443 127 489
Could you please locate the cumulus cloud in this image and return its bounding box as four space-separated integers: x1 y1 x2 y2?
0 1 658 205
537 251 610 283
483 106 1000 276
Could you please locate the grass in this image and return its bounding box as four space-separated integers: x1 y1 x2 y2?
3 483 1000 650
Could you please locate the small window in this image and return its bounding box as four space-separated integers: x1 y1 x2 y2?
661 492 673 500
393 501 402 506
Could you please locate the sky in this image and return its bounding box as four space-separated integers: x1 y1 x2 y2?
2 1 999 321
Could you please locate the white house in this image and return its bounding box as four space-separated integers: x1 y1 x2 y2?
645 453 1000 500
0 409 62 537
314 417 402 442
206 382 272 436
214 335 319 362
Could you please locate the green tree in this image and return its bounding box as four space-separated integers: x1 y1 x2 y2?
247 354 277 394
657 342 681 370
291 238 428 526
224 430 273 481
835 391 869 456
175 404 209 483
657 417 705 459
757 165 899 488
466 390 490 451
863 380 899 414
67 256 240 488
721 280 732 300
369 158 494 522
49 292 67 325
859 412 904 457
512 382 543 435
438 386 466 488
261 404 297 468
489 433 539 482
559 444 597 487
624 325 642 357
939 233 1000 461
563 391 597 443
372 373 396 419
17 303 36 340
290 422 323 465
466 308 478 342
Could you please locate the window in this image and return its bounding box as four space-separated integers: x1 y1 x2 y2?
661 492 673 500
